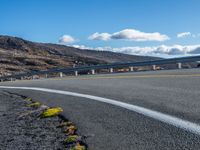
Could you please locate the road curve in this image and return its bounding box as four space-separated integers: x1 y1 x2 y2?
1 69 200 150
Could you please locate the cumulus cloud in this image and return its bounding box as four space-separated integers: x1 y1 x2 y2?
88 29 169 42
88 32 111 41
177 32 192 38
189 47 200 54
72 44 200 57
59 35 76 43
111 29 169 41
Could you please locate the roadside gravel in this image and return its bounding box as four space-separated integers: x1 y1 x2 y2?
0 90 85 150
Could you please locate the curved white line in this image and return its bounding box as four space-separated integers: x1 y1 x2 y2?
0 86 200 135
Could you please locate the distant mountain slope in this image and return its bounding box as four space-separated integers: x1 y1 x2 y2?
0 35 160 75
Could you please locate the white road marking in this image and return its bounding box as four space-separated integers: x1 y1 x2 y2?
0 86 200 135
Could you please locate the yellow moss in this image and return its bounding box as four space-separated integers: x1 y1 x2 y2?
25 97 32 101
66 121 74 126
27 102 42 108
67 125 77 131
64 135 78 144
59 121 73 127
41 107 63 118
70 143 86 150
64 125 77 135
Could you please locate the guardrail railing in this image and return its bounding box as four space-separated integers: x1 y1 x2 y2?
1 55 200 81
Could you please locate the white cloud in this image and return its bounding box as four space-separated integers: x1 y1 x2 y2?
88 29 170 42
59 35 76 43
111 29 169 41
72 45 90 49
72 44 200 58
177 32 192 38
88 32 111 41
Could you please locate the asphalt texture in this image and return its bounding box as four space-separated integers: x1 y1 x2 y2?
1 68 200 150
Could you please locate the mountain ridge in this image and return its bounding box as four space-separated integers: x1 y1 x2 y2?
0 35 160 76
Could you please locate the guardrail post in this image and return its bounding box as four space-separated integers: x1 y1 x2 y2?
91 69 95 75
10 78 13 81
177 63 182 69
45 74 48 78
152 65 156 70
129 66 134 72
109 68 113 73
59 72 63 78
75 71 78 76
21 77 23 80
1 79 3 82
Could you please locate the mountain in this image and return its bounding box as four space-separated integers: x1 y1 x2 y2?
0 35 160 76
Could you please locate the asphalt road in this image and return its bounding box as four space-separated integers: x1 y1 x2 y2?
1 68 200 150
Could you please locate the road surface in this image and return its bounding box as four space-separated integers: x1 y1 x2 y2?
1 69 200 150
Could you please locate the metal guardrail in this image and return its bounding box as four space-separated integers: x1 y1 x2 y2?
1 55 200 81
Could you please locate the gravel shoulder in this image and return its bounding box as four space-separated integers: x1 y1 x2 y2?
0 90 86 150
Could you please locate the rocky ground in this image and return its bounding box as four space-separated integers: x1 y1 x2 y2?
0 35 159 76
0 90 86 150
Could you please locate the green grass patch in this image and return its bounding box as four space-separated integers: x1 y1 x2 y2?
64 135 78 144
25 97 32 101
70 143 86 150
27 102 42 108
58 121 74 128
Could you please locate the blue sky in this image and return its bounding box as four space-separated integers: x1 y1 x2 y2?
1 0 200 57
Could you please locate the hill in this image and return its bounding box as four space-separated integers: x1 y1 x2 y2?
0 35 160 76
